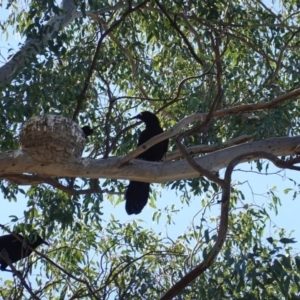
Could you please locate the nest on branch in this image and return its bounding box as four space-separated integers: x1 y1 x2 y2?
19 115 86 163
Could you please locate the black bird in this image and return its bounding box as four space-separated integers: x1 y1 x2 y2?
0 233 49 272
125 111 168 215
81 126 93 138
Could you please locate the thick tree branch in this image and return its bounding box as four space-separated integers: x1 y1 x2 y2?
0 1 80 85
0 2 144 85
0 136 299 183
166 134 255 161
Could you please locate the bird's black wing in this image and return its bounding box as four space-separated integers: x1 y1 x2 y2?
137 127 165 161
0 235 22 270
0 234 48 271
125 181 150 215
137 128 152 146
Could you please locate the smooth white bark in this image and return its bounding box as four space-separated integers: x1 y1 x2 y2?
1 136 299 183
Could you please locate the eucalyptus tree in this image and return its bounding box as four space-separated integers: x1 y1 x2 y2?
0 0 300 299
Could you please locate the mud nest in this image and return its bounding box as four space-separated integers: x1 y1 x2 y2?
19 115 86 163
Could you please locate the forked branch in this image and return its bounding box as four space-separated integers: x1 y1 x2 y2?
161 151 300 299
118 87 300 166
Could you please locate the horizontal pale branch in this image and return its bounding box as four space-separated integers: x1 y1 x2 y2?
165 134 255 161
0 136 299 183
118 88 300 164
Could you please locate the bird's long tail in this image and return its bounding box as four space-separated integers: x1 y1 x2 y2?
125 181 150 215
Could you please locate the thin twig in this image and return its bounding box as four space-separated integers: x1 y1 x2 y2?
3 174 122 195
0 251 41 300
154 0 204 67
72 0 151 121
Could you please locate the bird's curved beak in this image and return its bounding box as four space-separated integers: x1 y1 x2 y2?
130 113 141 120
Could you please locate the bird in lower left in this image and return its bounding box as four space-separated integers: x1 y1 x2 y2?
0 233 49 272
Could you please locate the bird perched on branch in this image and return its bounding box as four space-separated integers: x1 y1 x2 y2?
81 126 93 138
125 111 168 215
0 233 49 272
